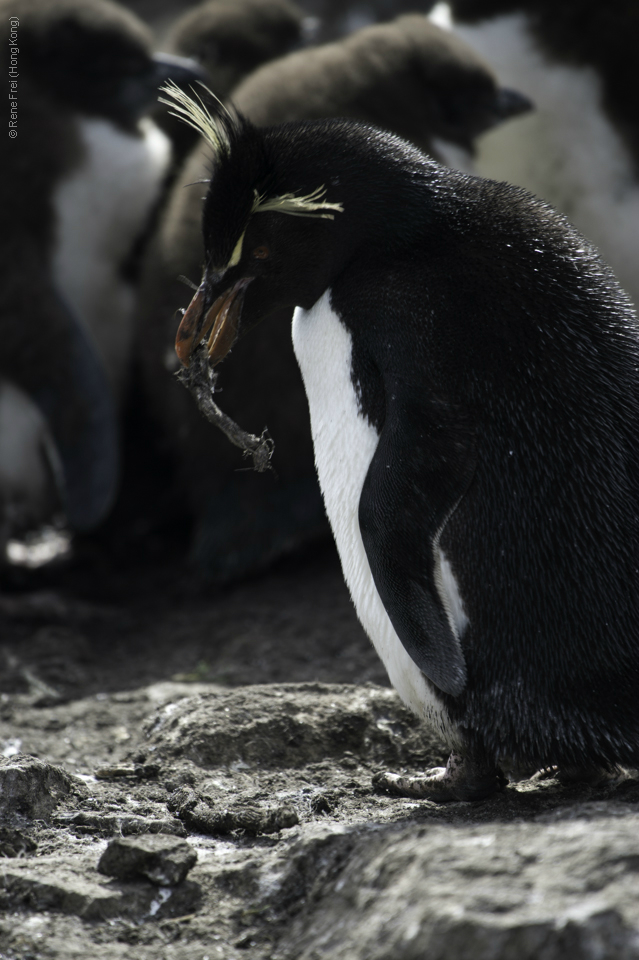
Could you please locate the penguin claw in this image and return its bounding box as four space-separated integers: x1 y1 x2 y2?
372 753 507 802
556 765 624 787
526 764 624 787
528 766 559 782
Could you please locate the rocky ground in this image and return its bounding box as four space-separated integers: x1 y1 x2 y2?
1 542 639 960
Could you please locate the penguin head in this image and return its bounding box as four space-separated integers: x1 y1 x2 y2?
349 15 533 152
164 87 404 365
12 0 204 128
163 84 435 368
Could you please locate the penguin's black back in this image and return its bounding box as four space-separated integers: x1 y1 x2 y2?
314 133 639 768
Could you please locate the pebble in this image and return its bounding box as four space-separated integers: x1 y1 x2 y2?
97 834 197 886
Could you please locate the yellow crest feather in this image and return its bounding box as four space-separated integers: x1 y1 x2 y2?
158 80 232 158
253 185 344 220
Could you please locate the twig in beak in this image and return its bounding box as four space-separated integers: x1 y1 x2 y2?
177 344 274 473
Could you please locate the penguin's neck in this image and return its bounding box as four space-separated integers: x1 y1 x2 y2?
292 289 457 740
51 116 172 400
446 9 639 308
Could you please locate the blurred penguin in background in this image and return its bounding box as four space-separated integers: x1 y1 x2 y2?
155 0 304 163
0 0 201 560
94 0 306 561
433 0 639 309
167 0 304 93
137 14 532 583
233 13 531 170
292 0 442 44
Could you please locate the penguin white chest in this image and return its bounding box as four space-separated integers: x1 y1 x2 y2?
52 116 172 399
292 291 455 739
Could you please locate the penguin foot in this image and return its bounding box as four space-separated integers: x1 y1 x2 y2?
372 752 507 802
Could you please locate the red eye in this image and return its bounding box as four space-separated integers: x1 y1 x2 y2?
252 245 270 260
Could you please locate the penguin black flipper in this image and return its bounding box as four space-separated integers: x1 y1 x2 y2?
1 279 119 533
358 390 476 697
40 292 119 531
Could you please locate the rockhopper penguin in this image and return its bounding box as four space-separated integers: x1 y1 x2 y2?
164 86 639 799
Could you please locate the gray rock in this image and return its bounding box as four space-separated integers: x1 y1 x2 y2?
143 683 444 770
94 762 161 780
0 825 37 857
1 854 200 920
5 680 639 958
267 816 639 960
0 755 73 819
169 785 299 835
97 834 197 886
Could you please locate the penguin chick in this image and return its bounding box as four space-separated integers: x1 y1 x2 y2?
167 89 639 799
137 18 531 580
232 14 532 167
437 0 639 309
9 0 202 402
167 0 303 97
157 0 303 167
0 0 200 547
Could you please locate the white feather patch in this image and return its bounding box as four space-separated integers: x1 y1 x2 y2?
436 549 469 641
292 291 460 741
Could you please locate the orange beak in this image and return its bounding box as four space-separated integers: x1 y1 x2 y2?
175 277 254 367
